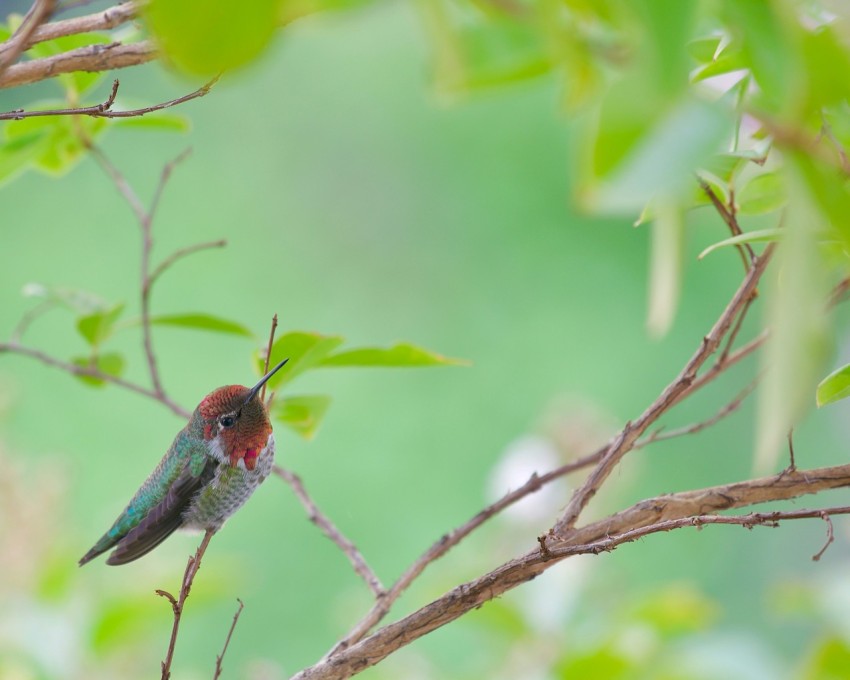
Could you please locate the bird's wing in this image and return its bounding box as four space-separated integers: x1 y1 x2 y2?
104 457 217 565
79 429 216 566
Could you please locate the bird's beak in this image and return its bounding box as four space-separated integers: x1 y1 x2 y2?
244 358 289 405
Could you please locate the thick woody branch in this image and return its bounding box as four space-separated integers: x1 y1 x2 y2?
0 3 139 56
0 39 156 89
0 0 57 80
292 462 850 680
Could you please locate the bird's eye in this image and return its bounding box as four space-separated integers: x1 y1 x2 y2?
219 415 235 428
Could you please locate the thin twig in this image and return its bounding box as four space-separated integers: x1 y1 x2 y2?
213 599 245 680
0 341 190 418
87 146 192 398
699 180 754 269
0 39 157 89
0 76 219 121
638 377 759 447
554 244 775 535
0 0 57 81
160 529 215 680
273 466 385 599
261 314 278 403
149 240 228 289
328 446 610 654
812 511 835 561
787 429 796 472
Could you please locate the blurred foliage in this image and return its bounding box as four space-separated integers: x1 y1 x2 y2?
4 0 850 468
4 0 850 677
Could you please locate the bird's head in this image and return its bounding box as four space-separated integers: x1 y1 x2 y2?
195 358 288 470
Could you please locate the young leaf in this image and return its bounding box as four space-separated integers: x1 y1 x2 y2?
582 96 732 214
76 304 125 347
736 171 787 215
0 129 50 185
816 364 850 407
258 332 345 389
698 228 782 260
320 343 466 368
147 313 253 337
71 353 125 387
274 395 332 439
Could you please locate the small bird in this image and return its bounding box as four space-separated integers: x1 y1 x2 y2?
79 358 288 566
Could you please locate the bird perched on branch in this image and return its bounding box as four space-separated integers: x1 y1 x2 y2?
80 358 288 566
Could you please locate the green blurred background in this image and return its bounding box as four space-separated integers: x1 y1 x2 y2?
2 2 850 678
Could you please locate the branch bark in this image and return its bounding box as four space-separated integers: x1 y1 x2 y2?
0 39 157 89
291 462 850 680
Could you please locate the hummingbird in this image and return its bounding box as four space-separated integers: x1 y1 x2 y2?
79 358 289 566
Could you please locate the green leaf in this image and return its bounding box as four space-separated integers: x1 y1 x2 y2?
320 342 466 368
646 199 684 338
258 332 345 389
5 109 107 177
0 129 51 185
147 313 253 337
582 96 732 214
274 394 331 439
71 353 125 387
816 364 850 407
76 304 125 347
698 228 782 260
722 0 798 112
687 35 723 64
144 0 280 75
803 637 850 679
736 171 787 215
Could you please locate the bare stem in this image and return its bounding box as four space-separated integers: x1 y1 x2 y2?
159 529 215 680
273 466 385 599
0 76 220 121
261 314 279 403
213 599 245 680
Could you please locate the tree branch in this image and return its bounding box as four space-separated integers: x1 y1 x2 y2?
0 0 57 81
273 466 386 599
0 340 190 418
158 529 215 680
0 76 220 121
0 2 139 57
554 244 774 535
292 462 850 680
213 599 245 680
0 39 157 89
